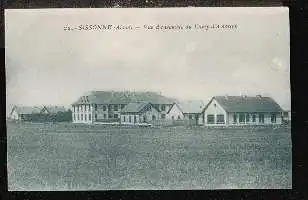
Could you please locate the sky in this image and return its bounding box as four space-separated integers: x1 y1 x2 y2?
5 8 290 115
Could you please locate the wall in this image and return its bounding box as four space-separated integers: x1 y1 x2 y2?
120 105 160 124
203 99 227 126
228 112 283 125
72 104 93 124
166 104 184 120
11 109 19 120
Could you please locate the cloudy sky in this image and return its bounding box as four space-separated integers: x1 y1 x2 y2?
5 8 290 114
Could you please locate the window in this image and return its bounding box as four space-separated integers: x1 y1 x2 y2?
89 114 91 120
161 105 166 111
103 114 106 119
129 116 132 123
95 105 97 111
271 113 276 123
189 115 193 120
143 116 147 122
233 114 237 123
81 114 83 120
121 105 125 109
172 116 175 120
95 114 97 119
207 114 214 124
152 115 156 120
245 113 250 123
252 114 256 122
161 114 166 119
214 103 217 107
73 114 76 121
239 113 245 123
114 105 118 111
178 116 181 120
114 114 118 118
109 105 113 111
259 114 264 123
85 114 87 121
88 105 90 111
216 114 225 124
103 106 106 111
123 116 126 122
73 106 75 112
109 114 113 118
134 116 137 123
77 114 80 120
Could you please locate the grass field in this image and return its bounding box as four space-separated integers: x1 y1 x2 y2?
7 122 292 190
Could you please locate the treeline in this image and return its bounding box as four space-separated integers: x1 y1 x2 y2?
20 111 72 122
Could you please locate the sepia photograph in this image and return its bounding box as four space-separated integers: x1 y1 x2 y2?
5 7 291 190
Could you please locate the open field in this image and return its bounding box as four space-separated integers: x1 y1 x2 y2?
7 122 292 190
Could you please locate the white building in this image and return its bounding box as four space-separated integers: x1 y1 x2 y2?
120 102 160 125
202 95 284 126
9 105 41 121
71 91 176 124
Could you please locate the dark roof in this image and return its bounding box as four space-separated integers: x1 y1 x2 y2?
178 100 205 114
43 105 67 113
12 106 42 114
207 96 283 113
72 91 176 105
121 102 155 113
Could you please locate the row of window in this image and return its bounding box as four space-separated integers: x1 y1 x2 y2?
73 113 93 121
207 114 225 124
123 115 157 123
73 113 120 121
233 113 276 123
206 113 277 124
73 105 91 112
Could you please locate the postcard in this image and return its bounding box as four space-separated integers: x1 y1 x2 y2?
5 7 291 190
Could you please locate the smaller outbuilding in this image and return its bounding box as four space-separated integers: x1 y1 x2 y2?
178 100 205 126
120 102 160 125
9 106 42 121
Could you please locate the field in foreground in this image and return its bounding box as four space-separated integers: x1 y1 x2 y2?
7 122 292 190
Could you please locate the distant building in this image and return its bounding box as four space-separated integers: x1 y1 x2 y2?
120 102 160 124
9 106 41 121
166 103 184 121
282 110 291 123
202 95 284 126
178 100 205 126
9 105 71 122
71 91 176 124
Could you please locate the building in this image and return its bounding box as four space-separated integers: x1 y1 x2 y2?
9 106 42 121
282 110 291 123
178 100 205 126
120 102 160 125
166 103 184 121
71 91 176 124
9 105 72 122
202 95 284 126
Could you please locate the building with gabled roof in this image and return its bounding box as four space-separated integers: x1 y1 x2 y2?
120 102 160 124
202 95 284 126
71 91 176 124
10 105 42 121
